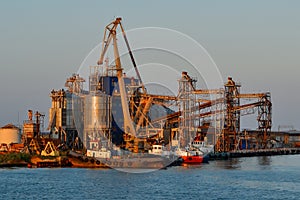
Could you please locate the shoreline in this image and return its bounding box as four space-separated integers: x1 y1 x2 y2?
1 148 300 168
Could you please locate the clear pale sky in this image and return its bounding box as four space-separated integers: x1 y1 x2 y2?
0 0 299 130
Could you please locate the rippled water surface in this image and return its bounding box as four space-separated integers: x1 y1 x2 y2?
1 155 300 199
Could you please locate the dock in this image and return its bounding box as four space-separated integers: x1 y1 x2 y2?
209 148 300 160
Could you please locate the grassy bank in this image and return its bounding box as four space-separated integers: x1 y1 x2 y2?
0 152 31 167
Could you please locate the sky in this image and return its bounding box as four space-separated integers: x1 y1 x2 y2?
0 0 299 130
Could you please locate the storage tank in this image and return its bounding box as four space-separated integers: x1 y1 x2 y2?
72 94 85 140
84 93 112 130
83 93 112 148
0 124 21 144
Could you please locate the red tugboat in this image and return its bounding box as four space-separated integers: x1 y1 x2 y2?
175 134 211 164
177 148 205 164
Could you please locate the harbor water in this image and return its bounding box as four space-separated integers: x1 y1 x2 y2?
1 155 300 199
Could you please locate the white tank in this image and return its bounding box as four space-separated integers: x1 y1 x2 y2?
0 124 21 144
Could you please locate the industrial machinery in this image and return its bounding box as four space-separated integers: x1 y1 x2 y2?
46 18 273 154
41 141 60 156
94 17 177 153
48 74 84 149
150 73 272 152
97 17 137 139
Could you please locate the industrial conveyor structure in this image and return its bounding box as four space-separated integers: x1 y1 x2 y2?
151 74 272 152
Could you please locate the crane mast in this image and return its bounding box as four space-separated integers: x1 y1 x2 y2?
98 17 137 137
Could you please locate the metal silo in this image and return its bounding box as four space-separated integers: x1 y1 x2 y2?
84 93 111 130
0 124 21 145
83 92 112 148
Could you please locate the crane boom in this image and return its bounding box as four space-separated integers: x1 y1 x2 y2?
97 19 120 65
97 18 145 95
119 22 146 94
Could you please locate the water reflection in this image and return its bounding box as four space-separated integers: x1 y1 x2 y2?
211 158 242 170
210 157 273 170
257 156 272 170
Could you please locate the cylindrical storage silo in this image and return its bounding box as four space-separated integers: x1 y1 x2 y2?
72 94 85 140
84 93 112 130
0 124 21 144
66 92 75 129
83 93 111 148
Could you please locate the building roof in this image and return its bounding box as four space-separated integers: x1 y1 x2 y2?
287 130 300 135
1 124 20 129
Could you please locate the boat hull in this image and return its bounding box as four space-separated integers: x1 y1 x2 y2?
181 155 204 164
